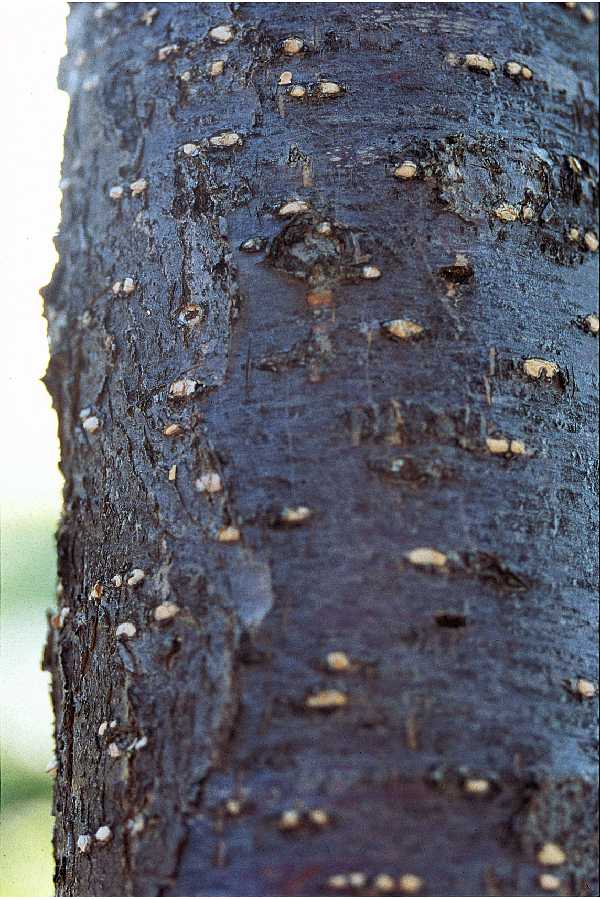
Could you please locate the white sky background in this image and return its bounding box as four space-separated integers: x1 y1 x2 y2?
0 3 68 771
0 2 69 522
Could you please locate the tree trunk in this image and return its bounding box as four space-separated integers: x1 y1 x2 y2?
43 2 598 896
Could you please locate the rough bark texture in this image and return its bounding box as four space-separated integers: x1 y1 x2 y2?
43 2 599 896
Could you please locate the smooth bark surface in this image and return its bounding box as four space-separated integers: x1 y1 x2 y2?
43 3 598 896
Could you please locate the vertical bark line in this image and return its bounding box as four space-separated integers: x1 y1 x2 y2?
43 3 597 896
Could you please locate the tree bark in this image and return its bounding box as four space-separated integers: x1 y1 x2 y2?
43 2 598 896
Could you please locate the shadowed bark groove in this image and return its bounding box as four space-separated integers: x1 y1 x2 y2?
42 3 598 896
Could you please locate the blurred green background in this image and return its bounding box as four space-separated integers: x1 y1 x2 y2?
1 515 57 896
1 3 68 895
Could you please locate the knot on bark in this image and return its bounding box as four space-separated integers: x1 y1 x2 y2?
266 212 376 288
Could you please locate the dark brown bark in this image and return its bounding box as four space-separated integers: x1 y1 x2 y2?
43 2 598 896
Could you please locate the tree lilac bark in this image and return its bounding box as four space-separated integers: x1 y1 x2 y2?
43 3 598 896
